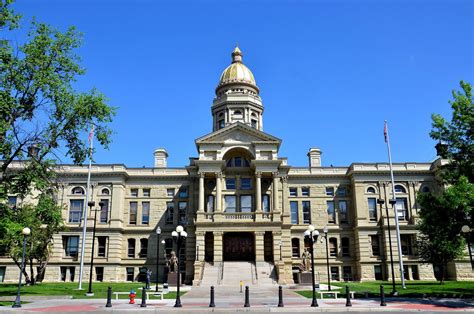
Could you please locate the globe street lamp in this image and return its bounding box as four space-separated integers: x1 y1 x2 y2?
12 227 31 308
304 225 319 307
378 198 397 296
172 225 187 307
155 227 161 293
321 226 331 291
461 225 473 270
87 201 103 296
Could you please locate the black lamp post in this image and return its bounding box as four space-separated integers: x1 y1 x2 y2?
461 225 473 270
321 225 331 291
172 225 187 307
304 225 320 307
379 198 397 296
155 227 161 293
86 201 103 296
12 227 31 308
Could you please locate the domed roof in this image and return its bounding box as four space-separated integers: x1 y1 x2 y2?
217 46 258 91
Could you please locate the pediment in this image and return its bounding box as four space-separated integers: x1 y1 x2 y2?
195 123 281 146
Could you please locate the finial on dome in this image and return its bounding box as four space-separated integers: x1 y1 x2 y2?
232 44 243 63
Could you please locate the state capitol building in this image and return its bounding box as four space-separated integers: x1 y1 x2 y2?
1 47 471 285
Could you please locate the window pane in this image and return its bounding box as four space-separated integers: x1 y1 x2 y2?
69 200 84 223
396 198 408 221
143 189 150 197
100 199 109 223
301 187 310 196
98 237 107 257
224 195 236 213
302 201 311 224
289 187 297 197
131 189 138 197
166 202 174 224
226 178 236 189
142 202 150 225
290 201 298 224
368 198 377 221
262 195 270 212
178 202 187 225
240 195 252 212
339 200 348 223
326 187 334 196
167 188 175 197
327 201 335 223
371 235 380 256
206 195 214 212
179 187 188 198
240 178 252 190
337 187 346 196
129 202 137 224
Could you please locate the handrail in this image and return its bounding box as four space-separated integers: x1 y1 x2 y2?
217 261 224 285
251 262 257 284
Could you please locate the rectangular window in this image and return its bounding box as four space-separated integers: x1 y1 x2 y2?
167 188 175 197
326 187 334 196
131 188 138 197
234 157 243 167
165 238 173 259
327 201 336 223
60 266 75 282
240 178 252 190
302 201 311 224
262 194 270 212
139 239 148 258
143 188 151 197
69 200 84 223
301 187 310 196
341 237 350 257
100 199 109 223
96 267 104 282
368 198 377 221
127 239 135 258
292 238 300 257
329 238 337 256
126 267 134 282
371 235 380 256
331 266 340 281
337 186 346 196
224 195 236 213
343 266 352 281
97 236 107 257
396 198 409 221
129 202 137 225
166 202 174 224
401 234 413 255
251 119 257 128
218 119 225 129
63 236 79 257
290 201 299 224
240 195 252 212
226 178 236 190
206 195 215 212
374 265 383 280
339 200 348 223
412 265 420 280
178 202 187 225
142 202 150 225
179 187 188 198
289 187 297 197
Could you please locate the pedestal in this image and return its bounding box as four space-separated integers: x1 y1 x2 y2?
167 272 178 287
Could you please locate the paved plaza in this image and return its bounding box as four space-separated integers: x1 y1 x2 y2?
1 285 474 313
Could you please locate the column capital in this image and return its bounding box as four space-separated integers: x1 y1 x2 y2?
255 231 265 236
281 176 288 183
195 231 205 237
380 181 391 186
198 172 206 178
213 231 224 236
272 171 279 178
255 171 262 178
408 181 419 186
214 172 223 178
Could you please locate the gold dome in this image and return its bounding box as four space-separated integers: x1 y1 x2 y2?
217 46 257 89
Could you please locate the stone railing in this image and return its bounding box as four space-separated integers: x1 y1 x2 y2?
223 212 255 220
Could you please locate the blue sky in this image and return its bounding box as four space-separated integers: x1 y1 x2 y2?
12 0 473 167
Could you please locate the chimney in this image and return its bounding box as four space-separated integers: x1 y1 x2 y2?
154 148 168 168
307 148 322 168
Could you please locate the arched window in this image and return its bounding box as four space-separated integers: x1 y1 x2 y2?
329 238 338 257
139 239 148 258
226 156 250 168
366 187 376 194
101 188 110 195
291 238 300 258
421 186 430 193
394 185 406 193
72 187 85 195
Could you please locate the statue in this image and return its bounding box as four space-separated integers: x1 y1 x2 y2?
145 268 152 289
301 248 311 272
167 251 178 273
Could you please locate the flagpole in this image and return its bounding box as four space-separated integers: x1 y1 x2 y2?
78 126 94 290
384 120 406 289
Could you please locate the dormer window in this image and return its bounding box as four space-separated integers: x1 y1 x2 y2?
218 119 225 129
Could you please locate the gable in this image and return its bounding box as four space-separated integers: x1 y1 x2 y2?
195 122 281 145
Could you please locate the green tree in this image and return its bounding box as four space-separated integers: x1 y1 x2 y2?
0 0 115 282
416 176 474 283
431 81 474 183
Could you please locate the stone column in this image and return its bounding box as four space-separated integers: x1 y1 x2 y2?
255 172 262 212
198 172 205 212
215 172 222 212
214 232 223 262
255 231 265 262
274 231 282 261
196 232 205 262
281 176 290 224
272 172 279 212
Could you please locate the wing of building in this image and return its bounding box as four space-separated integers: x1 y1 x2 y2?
1 47 472 285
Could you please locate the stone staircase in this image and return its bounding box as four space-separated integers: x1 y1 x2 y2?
200 262 220 286
255 261 278 285
221 261 255 286
200 261 278 287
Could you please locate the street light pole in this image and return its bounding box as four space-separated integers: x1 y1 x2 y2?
12 227 31 308
322 226 331 291
155 227 161 293
172 226 187 308
382 198 397 296
461 225 473 270
304 225 319 307
86 201 101 296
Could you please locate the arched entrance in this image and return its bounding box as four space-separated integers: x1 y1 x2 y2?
223 232 255 261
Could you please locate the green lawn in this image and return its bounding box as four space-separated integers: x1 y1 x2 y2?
297 281 474 299
0 282 185 300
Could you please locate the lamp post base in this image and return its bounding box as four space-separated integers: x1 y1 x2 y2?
85 292 94 297
12 300 21 308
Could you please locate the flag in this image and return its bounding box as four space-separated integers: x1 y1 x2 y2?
383 121 388 143
88 125 95 143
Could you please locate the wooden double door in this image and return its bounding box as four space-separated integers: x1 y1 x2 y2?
223 232 255 261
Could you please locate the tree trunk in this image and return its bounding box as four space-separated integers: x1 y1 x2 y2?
29 258 36 285
13 257 31 283
439 263 445 285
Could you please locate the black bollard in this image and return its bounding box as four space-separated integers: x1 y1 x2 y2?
380 285 387 306
141 286 147 308
105 286 112 308
345 286 352 307
209 286 215 307
278 285 284 307
244 286 250 307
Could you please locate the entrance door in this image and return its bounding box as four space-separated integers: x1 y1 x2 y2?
223 232 255 261
205 232 214 262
